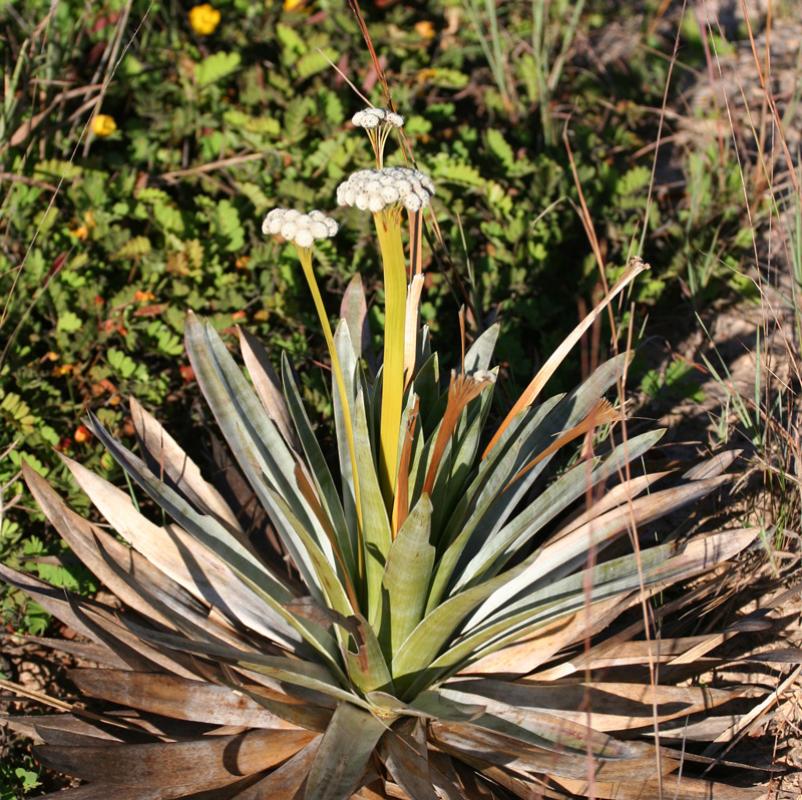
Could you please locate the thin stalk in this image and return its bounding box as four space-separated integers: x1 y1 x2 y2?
297 247 364 580
374 209 407 507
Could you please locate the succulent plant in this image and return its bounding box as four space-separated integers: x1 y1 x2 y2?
0 107 765 799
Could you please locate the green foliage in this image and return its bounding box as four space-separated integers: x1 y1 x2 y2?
0 760 41 800
195 52 242 87
640 356 706 404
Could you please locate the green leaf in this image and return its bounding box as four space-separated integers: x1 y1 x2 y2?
213 200 244 252
85 413 346 679
305 703 387 800
486 129 515 172
296 49 337 80
458 428 665 591
464 323 500 373
56 311 82 333
196 52 241 87
419 67 469 89
433 528 758 678
353 386 392 627
342 614 394 695
331 323 360 560
276 23 307 61
381 495 435 654
184 316 332 594
281 354 355 579
112 235 151 260
434 354 631 603
107 348 137 379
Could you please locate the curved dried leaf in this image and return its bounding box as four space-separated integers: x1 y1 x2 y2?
62 453 300 650
36 729 315 786
70 669 301 730
379 720 437 800
235 737 320 799
551 774 764 799
442 678 739 733
238 327 299 451
131 397 243 535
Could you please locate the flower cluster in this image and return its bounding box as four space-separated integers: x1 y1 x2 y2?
261 209 338 249
336 167 435 213
352 107 404 130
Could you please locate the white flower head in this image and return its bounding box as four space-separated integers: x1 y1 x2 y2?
337 167 435 214
352 107 405 130
261 208 338 249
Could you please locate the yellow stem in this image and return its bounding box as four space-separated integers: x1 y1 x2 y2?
374 210 407 508
297 247 364 579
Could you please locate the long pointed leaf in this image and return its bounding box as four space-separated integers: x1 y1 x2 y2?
304 702 387 800
185 314 333 592
281 353 355 578
382 495 435 654
85 415 344 675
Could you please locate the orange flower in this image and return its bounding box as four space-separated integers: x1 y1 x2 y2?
74 425 92 444
235 255 250 270
231 310 247 321
70 224 90 240
179 364 195 383
134 290 155 303
415 20 436 39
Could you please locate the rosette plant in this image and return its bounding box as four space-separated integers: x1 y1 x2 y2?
1 107 765 799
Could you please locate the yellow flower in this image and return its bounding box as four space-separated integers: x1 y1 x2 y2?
284 0 305 10
91 114 117 138
189 3 221 35
415 20 436 39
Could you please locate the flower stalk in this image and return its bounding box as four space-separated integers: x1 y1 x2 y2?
373 209 407 506
296 245 365 580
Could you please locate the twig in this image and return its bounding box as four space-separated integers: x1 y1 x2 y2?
0 172 58 192
160 152 270 182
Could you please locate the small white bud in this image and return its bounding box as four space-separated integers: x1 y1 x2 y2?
295 229 313 248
